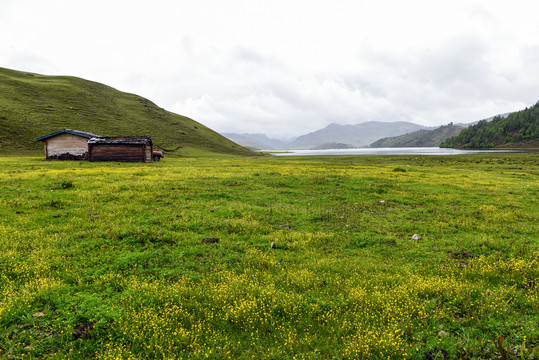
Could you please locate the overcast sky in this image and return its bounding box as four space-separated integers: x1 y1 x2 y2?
1 0 539 138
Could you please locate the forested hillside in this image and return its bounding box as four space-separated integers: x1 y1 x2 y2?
440 102 539 149
370 124 464 147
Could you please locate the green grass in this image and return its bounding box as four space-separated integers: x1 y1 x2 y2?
0 67 254 156
0 153 537 359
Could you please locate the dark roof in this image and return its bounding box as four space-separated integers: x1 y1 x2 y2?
88 136 152 145
35 129 101 141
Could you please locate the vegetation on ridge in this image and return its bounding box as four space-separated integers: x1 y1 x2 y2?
0 67 253 156
370 124 465 148
440 102 539 149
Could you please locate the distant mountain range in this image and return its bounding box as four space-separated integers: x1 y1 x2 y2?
224 113 520 150
287 121 429 149
224 121 430 150
221 133 289 150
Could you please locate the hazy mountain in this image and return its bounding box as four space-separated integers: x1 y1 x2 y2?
222 133 289 150
312 142 356 150
286 121 428 149
465 112 511 126
370 124 465 147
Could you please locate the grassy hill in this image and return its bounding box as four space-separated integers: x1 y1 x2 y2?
440 102 539 149
0 67 254 156
370 124 465 147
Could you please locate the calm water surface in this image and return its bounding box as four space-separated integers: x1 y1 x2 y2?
267 147 526 156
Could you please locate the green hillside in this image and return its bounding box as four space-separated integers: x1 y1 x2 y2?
370 124 465 147
0 67 254 155
440 102 539 149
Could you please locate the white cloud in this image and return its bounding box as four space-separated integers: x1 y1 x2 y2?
1 0 539 138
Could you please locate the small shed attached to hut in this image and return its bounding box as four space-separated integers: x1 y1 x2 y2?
87 137 153 162
35 129 101 160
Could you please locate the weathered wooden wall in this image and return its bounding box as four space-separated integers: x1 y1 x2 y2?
89 144 151 162
144 144 152 162
45 133 89 159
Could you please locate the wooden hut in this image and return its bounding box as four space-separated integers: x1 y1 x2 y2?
87 137 153 162
35 129 101 160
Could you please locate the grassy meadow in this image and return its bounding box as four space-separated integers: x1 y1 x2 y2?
0 153 537 359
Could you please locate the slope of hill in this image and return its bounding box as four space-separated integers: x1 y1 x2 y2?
461 112 511 127
370 124 465 147
286 121 427 149
0 67 253 155
440 102 539 149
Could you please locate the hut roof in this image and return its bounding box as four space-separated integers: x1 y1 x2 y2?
35 129 101 141
88 136 152 145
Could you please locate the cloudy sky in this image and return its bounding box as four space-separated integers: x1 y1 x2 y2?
1 0 538 138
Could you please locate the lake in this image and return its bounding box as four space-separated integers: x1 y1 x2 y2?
266 147 527 156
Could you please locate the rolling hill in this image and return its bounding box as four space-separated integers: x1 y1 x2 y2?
0 67 253 155
370 124 465 147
